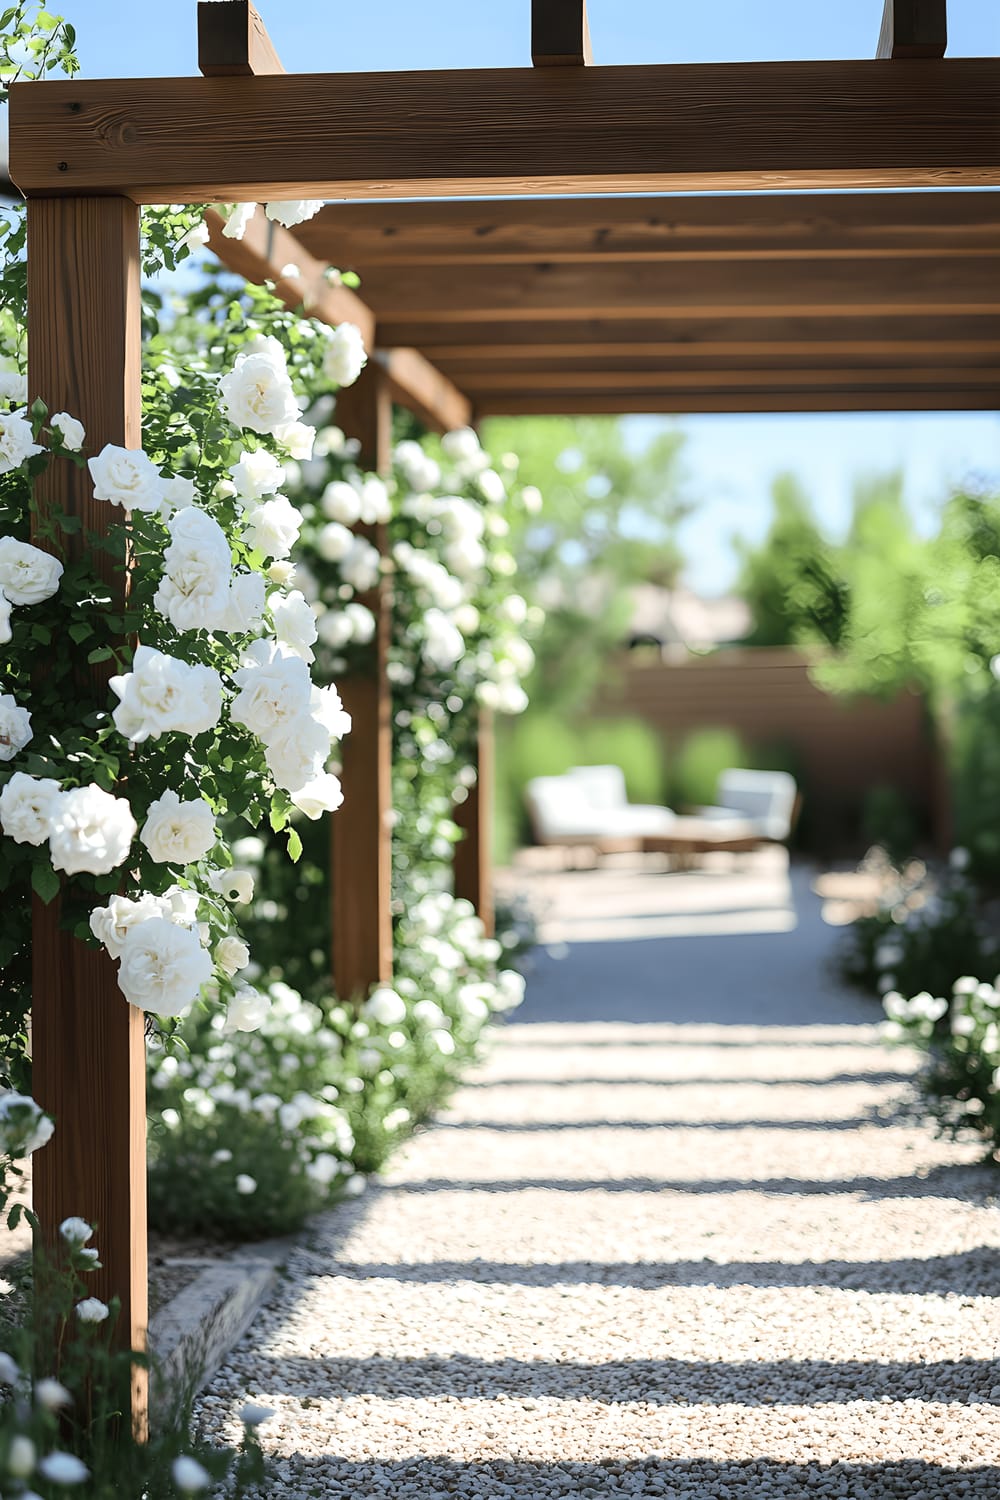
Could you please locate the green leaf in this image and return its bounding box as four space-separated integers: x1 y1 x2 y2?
287 827 303 863
87 645 114 664
31 862 60 905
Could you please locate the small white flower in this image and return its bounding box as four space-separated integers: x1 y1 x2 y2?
35 1377 72 1410
363 987 407 1027
0 691 32 762
140 790 217 865
243 493 303 559
0 773 62 845
269 589 318 663
215 935 250 978
274 419 315 460
161 475 198 514
323 322 367 388
116 918 212 1016
0 409 43 474
209 868 254 904
110 646 223 743
38 1451 89 1486
221 202 257 239
264 199 325 228
239 1400 277 1427
321 480 362 525
89 892 170 960
48 785 136 876
0 367 27 406
235 1173 257 1194
49 411 85 451
290 772 344 820
224 985 269 1033
7 1434 36 1478
177 219 211 254
220 336 299 437
75 1297 110 1324
172 1455 212 1493
316 519 354 563
229 448 285 501
59 1217 93 1246
0 537 63 606
217 571 266 634
154 506 233 633
0 1351 20 1383
440 426 482 464
0 1092 54 1157
88 444 165 513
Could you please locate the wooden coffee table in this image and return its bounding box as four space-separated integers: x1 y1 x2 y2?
642 816 763 867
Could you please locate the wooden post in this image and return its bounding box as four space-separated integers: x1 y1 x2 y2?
453 709 495 937
330 365 394 999
877 0 947 58
532 0 592 66
27 198 147 1429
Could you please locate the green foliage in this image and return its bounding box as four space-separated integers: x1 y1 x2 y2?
667 727 748 810
860 784 919 867
736 473 850 649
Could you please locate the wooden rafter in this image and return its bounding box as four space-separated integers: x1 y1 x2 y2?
877 0 947 60
532 0 591 67
198 0 286 76
10 60 1000 201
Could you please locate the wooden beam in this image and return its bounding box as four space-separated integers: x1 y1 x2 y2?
204 207 377 350
27 196 147 1430
878 0 947 59
376 347 472 434
532 0 591 67
429 338 1000 368
198 0 286 76
297 191 1000 267
329 365 393 1001
354 255 1000 323
460 365 1000 392
453 710 494 936
10 60 1000 201
474 388 1000 415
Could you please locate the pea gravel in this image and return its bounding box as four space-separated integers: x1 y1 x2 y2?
195 857 1000 1497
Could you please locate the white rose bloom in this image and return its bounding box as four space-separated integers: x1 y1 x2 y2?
320 480 362 525
289 771 344 820
221 202 257 239
35 1377 73 1410
358 477 390 525
223 985 270 1032
274 419 315 460
340 537 380 593
116 917 212 1016
269 589 318 663
161 475 197 514
38 1451 89 1486
172 1456 212 1495
215 935 250 977
49 411 85 451
87 444 165 513
521 483 543 514
110 646 223 743
154 507 233 632
75 1297 110 1324
316 609 352 649
160 885 201 925
177 219 210 254
209 868 254 904
440 426 482 463
324 322 367 388
242 493 302 559
429 1028 456 1055
0 589 10 644
230 638 314 738
0 536 63 605
310 683 352 740
8 1434 36 1478
0 368 27 405
394 439 441 492
263 711 330 794
265 199 325 228
0 409 43 474
140 789 217 864
59 1216 93 1246
314 425 347 458
316 520 354 563
423 608 465 671
89 892 167 959
219 336 300 436
229 448 285 500
235 1173 257 1194
217 570 267 634
0 772 62 845
48 784 136 876
363 987 407 1026
0 1091 54 1157
0 693 32 761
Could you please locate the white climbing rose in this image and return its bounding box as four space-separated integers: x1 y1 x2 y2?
274 419 315 460
269 589 318 663
0 536 63 605
221 202 257 240
340 537 380 593
242 494 302 559
229 637 313 738
0 409 43 474
87 444 166 513
0 1091 54 1157
262 711 330 794
310 683 352 740
322 322 367 388
48 784 136 876
223 985 270 1033
219 335 300 436
154 507 233 632
0 368 27 406
0 693 32 762
316 519 354 563
49 411 85 451
139 789 217 865
214 935 250 978
89 892 169 960
110 645 223 743
217 571 266 634
320 480 362 525
229 449 285 501
116 917 212 1016
264 200 325 229
0 772 61 845
289 771 344 820
362 987 407 1027
0 590 9 644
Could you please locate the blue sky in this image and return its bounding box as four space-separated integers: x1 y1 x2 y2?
32 1 1000 591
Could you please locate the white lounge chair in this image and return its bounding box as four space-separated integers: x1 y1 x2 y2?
524 764 675 852
695 768 799 843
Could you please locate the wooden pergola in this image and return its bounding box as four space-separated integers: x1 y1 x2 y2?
7 0 997 1427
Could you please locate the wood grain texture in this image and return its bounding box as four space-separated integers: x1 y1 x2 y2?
532 0 592 66
376 347 472 434
297 191 1000 266
877 0 947 59
198 0 286 76
204 207 376 349
453 711 495 936
474 389 1000 415
27 197 147 1428
9 60 1000 201
330 366 393 1001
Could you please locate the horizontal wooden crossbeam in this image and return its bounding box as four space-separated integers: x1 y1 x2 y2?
297 191 1000 267
474 388 1000 415
9 60 1000 201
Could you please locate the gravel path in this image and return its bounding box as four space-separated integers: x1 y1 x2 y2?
196 861 1000 1497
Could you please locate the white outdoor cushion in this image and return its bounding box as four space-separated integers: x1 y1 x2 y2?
525 771 675 843
713 769 797 840
565 764 628 811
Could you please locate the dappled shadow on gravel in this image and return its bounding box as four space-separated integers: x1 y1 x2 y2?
434 1114 898 1132
236 1456 1000 1499
320 1247 1000 1296
258 1353 1000 1406
464 1071 916 1088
